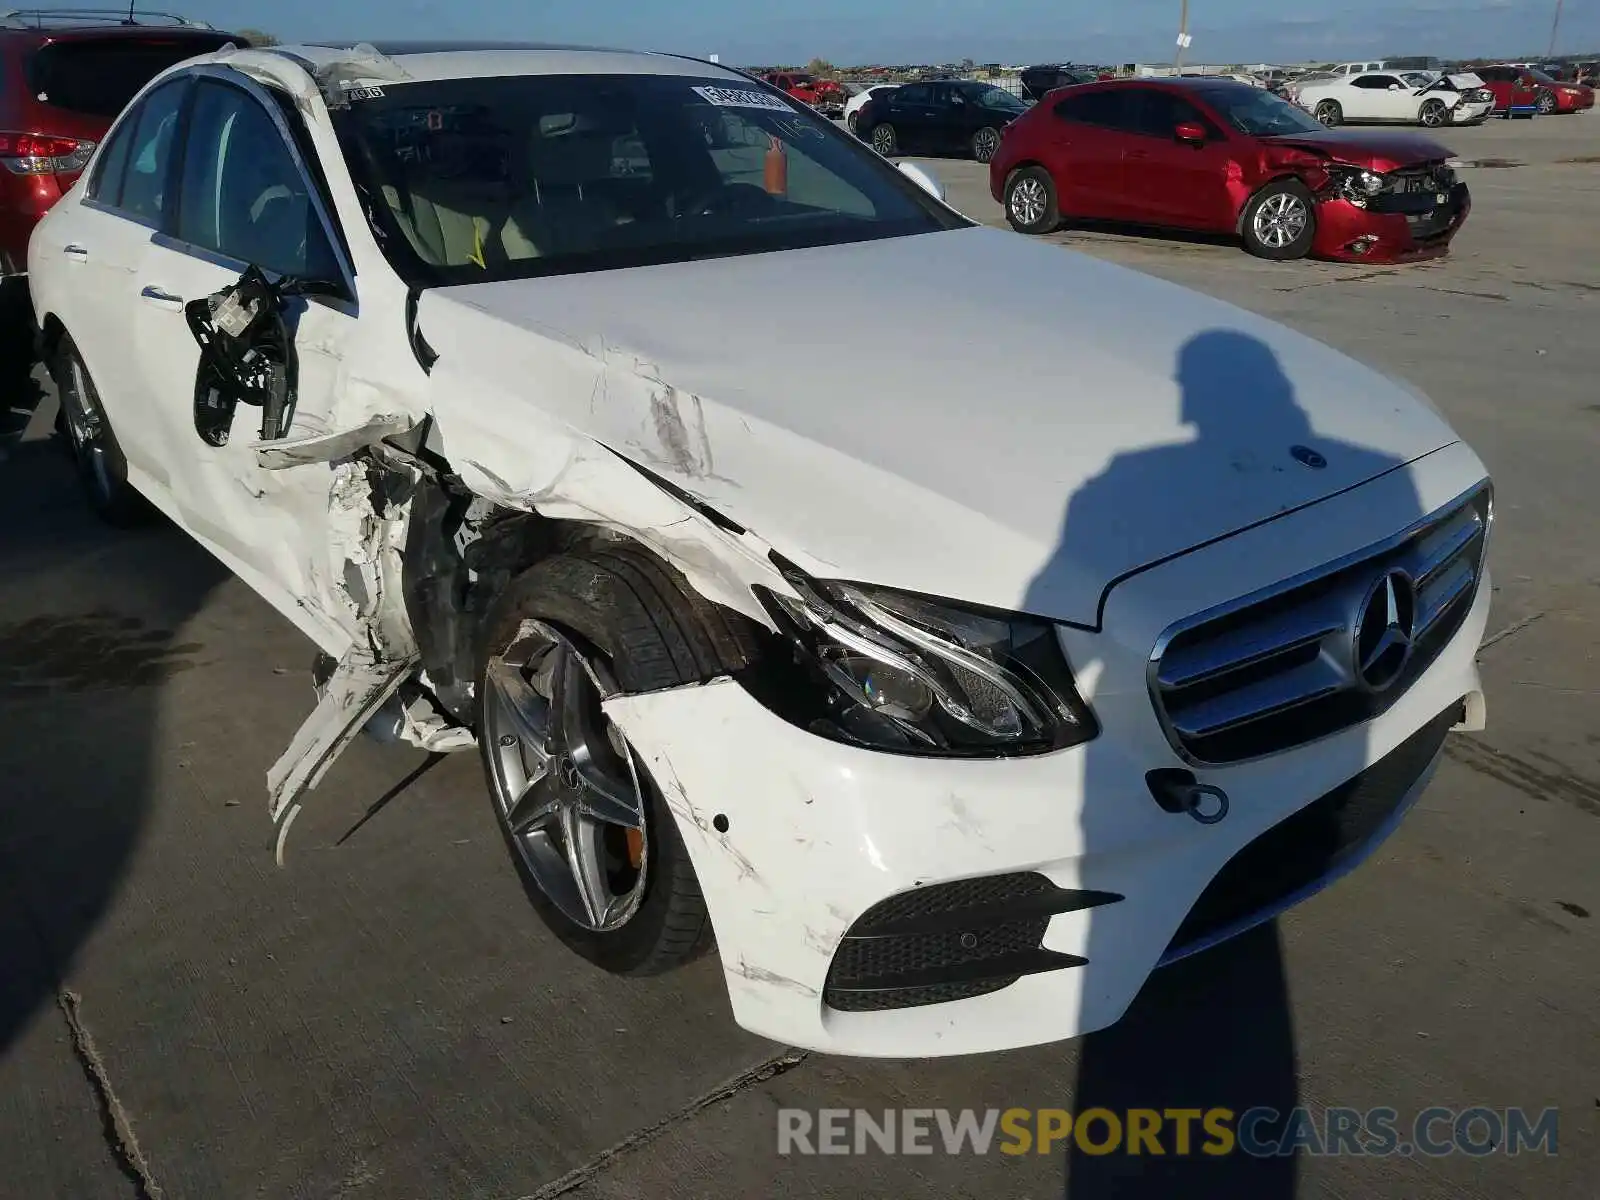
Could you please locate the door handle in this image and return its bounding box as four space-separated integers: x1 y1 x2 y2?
140 285 184 310
63 244 88 262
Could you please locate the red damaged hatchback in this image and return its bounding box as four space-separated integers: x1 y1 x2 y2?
991 78 1470 263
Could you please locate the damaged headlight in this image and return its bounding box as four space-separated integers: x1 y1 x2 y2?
1330 167 1388 206
749 562 1096 757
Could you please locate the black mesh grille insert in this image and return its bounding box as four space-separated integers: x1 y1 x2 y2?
824 874 1119 1014
1165 705 1457 957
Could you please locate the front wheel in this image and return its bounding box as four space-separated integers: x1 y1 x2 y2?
1241 181 1316 261
1536 90 1557 114
1420 99 1448 127
971 125 1002 163
53 336 147 527
869 122 898 157
1315 100 1342 127
1004 166 1060 234
477 546 734 975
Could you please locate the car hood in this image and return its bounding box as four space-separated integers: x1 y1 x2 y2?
1264 129 1453 171
418 226 1458 626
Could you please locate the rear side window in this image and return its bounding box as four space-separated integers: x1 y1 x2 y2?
115 78 188 224
1054 89 1129 129
27 36 233 119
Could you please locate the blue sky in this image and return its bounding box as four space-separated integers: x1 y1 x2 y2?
186 1 1596 66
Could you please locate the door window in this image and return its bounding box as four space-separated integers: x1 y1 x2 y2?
1127 90 1214 137
1054 89 1131 130
1353 75 1403 89
106 77 189 224
892 84 932 106
177 80 340 280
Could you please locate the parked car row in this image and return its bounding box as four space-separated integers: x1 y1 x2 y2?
1288 65 1592 125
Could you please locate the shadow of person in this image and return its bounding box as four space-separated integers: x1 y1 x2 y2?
0 426 225 1072
1020 328 1428 1196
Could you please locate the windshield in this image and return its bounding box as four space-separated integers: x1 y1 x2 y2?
961 83 1028 112
1197 86 1327 136
332 73 964 286
1401 72 1437 88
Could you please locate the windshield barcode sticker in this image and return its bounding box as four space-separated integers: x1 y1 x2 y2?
692 85 794 112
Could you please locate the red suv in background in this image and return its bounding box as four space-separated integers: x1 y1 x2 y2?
0 9 242 280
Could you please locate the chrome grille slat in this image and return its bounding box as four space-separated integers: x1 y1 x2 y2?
1169 657 1345 741
1156 598 1347 690
1403 509 1480 586
1415 559 1475 639
1149 484 1491 766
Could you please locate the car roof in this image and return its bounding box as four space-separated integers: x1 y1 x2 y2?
262 41 747 85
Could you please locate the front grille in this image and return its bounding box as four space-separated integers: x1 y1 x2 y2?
1150 484 1489 765
823 873 1121 1013
1163 703 1457 959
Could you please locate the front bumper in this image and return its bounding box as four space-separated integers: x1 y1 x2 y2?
1313 180 1470 263
605 443 1492 1057
1452 101 1496 124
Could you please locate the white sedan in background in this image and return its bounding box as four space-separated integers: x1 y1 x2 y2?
30 40 1493 1058
1293 70 1495 127
845 82 899 133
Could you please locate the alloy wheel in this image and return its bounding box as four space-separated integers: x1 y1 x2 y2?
1537 91 1556 114
1009 177 1048 226
1421 101 1446 127
871 125 896 156
973 127 1000 163
483 619 651 933
1253 193 1308 249
1316 102 1340 127
61 355 114 505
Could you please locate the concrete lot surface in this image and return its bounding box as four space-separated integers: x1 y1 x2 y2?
2 115 1596 1199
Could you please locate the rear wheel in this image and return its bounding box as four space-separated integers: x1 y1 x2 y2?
869 122 898 157
1315 100 1342 127
1241 180 1316 261
476 546 747 975
971 125 1002 163
54 336 147 527
847 110 860 135
1004 167 1060 234
1420 99 1448 127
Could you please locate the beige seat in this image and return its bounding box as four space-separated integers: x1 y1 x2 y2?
503 118 630 260
382 177 513 269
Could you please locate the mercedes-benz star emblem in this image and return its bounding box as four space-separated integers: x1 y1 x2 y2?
1353 569 1417 692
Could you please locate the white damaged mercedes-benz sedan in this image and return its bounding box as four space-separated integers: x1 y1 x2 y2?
28 41 1493 1057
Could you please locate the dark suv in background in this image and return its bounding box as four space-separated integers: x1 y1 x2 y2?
1 8 243 280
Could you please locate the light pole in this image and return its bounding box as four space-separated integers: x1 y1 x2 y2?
1547 0 1563 59
1175 0 1192 72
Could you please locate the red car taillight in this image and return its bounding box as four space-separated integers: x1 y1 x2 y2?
0 131 97 176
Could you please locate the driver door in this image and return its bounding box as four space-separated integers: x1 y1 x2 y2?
129 72 373 653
